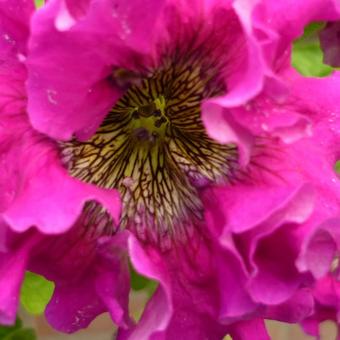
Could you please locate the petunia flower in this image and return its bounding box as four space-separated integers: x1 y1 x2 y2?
0 0 131 332
202 0 340 336
0 219 131 332
204 0 340 335
1 0 340 339
25 0 271 337
300 275 340 337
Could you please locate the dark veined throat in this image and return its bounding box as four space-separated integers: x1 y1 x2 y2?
61 57 237 250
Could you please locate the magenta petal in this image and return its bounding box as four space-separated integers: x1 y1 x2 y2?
217 252 257 320
30 229 131 333
245 185 314 304
202 79 310 161
314 276 340 310
301 318 320 337
208 0 266 106
0 250 26 325
248 0 340 66
45 279 105 333
202 103 254 166
214 184 315 305
246 223 305 305
203 0 340 152
286 70 340 125
3 159 121 234
201 13 266 144
266 289 314 323
120 236 172 339
0 62 121 235
300 275 340 336
45 252 130 334
229 319 270 340
297 218 340 279
119 288 170 340
95 235 131 329
299 227 338 279
0 213 131 332
211 183 314 235
258 110 311 144
2 92 122 239
27 0 166 140
0 0 33 55
202 37 264 106
124 233 259 339
0 225 39 325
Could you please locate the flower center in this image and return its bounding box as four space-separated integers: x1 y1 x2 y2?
62 57 237 249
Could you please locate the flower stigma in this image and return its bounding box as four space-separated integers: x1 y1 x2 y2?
62 55 238 249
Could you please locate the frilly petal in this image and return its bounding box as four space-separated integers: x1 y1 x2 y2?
242 0 340 67
121 234 260 339
3 154 121 234
35 232 131 332
0 222 131 331
265 289 314 323
0 0 34 56
0 224 39 325
119 236 172 340
228 319 270 340
123 241 273 339
27 0 166 140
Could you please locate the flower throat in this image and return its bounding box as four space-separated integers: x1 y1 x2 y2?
62 56 237 249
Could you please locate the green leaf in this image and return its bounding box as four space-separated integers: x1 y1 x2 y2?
302 22 325 36
130 264 158 295
20 272 54 315
130 265 151 291
34 0 44 8
0 318 36 340
335 160 340 174
3 328 36 340
0 319 22 338
292 22 334 77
